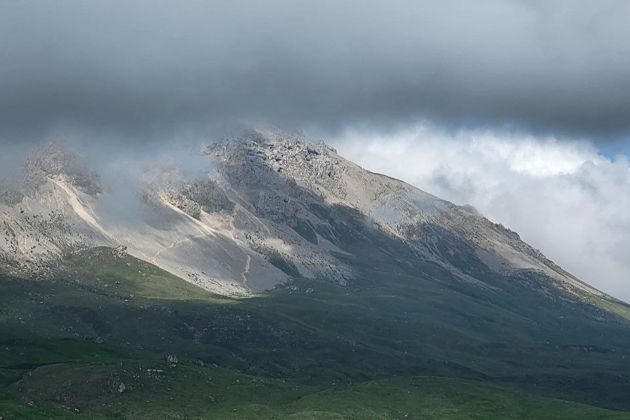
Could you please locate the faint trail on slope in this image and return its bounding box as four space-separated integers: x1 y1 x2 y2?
240 254 251 285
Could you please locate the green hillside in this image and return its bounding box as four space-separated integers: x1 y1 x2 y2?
2 247 630 418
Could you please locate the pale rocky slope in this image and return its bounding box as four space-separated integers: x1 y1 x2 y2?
0 130 605 299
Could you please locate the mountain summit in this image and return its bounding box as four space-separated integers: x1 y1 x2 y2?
0 129 607 301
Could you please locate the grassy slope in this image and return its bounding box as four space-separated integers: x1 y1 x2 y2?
2 247 630 418
4 365 629 419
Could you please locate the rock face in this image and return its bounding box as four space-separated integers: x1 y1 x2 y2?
0 129 605 299
0 145 113 273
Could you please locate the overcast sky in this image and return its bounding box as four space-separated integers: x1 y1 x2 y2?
2 0 630 143
1 1 630 298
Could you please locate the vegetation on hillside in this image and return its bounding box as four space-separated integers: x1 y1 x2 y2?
2 247 630 418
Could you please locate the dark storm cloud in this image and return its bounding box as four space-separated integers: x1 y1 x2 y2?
2 0 630 143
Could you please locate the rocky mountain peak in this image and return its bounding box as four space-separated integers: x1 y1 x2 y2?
0 130 607 300
23 142 102 195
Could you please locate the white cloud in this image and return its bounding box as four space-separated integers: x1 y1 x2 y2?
331 124 630 301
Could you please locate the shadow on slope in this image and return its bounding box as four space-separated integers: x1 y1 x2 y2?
1 241 630 414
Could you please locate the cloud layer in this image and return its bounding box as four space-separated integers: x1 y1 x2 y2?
333 125 630 301
2 2 629 299
2 0 630 143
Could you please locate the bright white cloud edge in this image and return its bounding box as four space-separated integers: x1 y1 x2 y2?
329 124 630 302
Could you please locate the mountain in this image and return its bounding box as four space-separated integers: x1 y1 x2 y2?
2 129 630 418
0 129 607 299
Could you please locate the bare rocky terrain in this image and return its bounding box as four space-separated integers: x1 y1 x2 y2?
0 129 609 300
